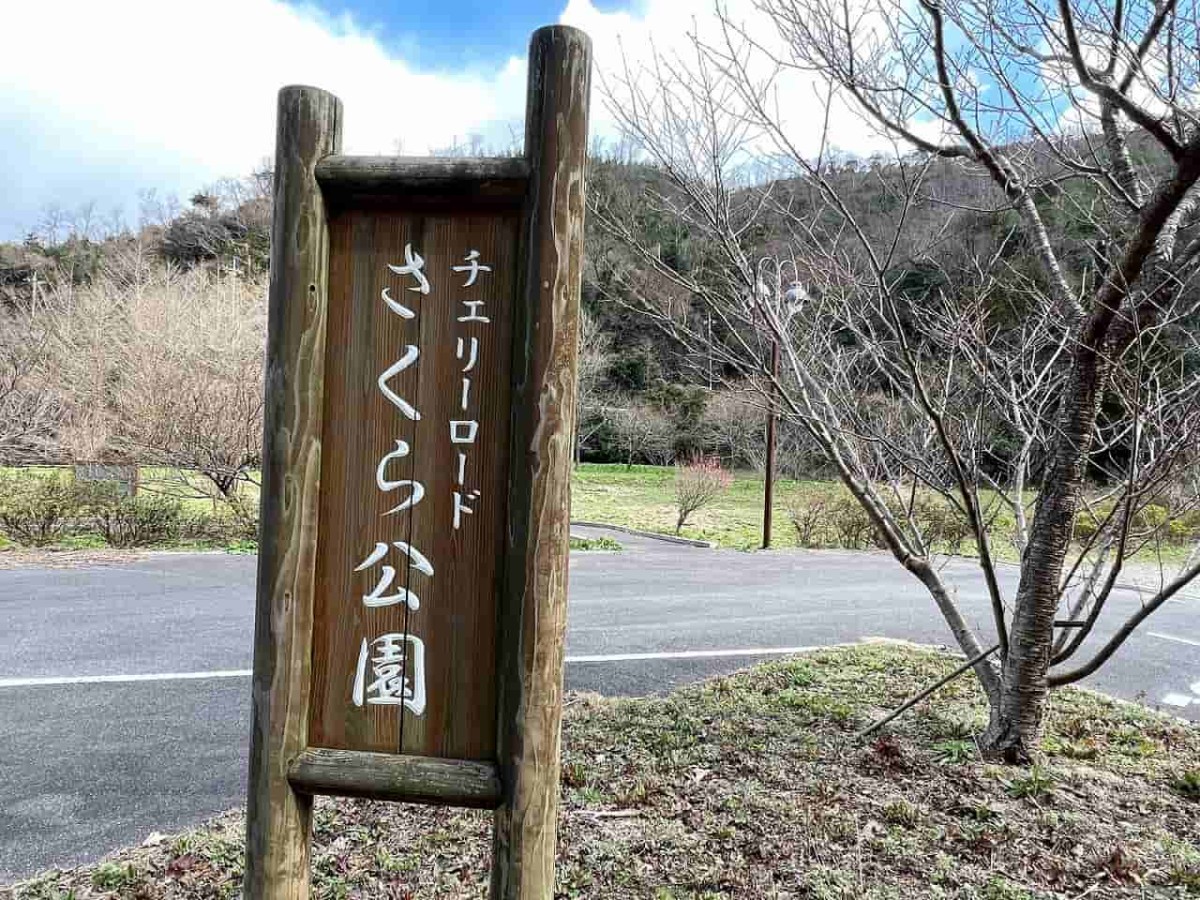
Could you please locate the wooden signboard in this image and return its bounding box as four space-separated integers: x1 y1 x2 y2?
244 25 590 900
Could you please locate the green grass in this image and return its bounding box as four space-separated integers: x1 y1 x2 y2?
571 463 797 550
1 464 1195 564
569 535 623 551
570 463 1199 562
135 467 261 517
7 643 1198 899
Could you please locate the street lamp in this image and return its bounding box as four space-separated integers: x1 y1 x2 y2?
754 259 807 550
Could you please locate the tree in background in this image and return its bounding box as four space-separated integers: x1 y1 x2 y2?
112 268 265 497
596 0 1200 758
705 391 767 471
576 308 614 463
41 261 266 498
612 400 674 468
0 309 61 463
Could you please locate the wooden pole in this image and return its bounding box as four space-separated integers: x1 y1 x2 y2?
244 84 342 900
492 24 591 900
762 338 779 550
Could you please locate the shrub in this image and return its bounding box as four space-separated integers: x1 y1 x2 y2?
673 457 732 534
827 494 879 549
1007 764 1056 800
0 472 95 547
911 494 973 554
786 491 832 547
91 493 185 548
222 491 260 542
1076 497 1200 546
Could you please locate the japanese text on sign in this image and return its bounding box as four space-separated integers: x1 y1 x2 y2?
350 244 494 714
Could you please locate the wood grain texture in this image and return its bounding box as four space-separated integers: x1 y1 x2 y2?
308 204 520 762
491 25 591 900
244 84 342 900
289 749 502 808
317 156 530 201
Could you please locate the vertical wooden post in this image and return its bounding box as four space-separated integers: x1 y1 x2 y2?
492 25 591 900
245 85 342 900
762 338 780 550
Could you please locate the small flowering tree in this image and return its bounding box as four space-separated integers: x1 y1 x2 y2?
674 457 733 534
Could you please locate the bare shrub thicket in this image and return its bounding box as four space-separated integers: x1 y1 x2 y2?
674 457 734 533
92 493 186 548
704 391 766 470
0 472 96 546
596 0 1200 757
612 401 673 468
576 309 614 462
0 309 62 463
42 263 267 499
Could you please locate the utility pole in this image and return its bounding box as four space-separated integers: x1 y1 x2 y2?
762 336 779 549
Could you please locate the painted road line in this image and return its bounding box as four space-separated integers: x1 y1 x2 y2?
1148 631 1200 648
0 645 854 689
0 670 253 689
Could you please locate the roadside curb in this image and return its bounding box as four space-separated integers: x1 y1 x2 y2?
568 520 710 549
1115 580 1200 602
569 520 714 548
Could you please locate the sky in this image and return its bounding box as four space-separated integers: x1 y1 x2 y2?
0 0 879 241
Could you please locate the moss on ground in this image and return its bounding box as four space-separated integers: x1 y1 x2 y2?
5 643 1198 899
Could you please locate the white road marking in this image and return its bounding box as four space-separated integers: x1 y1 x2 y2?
1148 631 1200 648
0 670 252 689
1161 692 1194 708
0 645 852 689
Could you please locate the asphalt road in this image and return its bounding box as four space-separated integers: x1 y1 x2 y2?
1 527 1198 881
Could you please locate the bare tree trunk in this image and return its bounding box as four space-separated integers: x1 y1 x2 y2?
981 353 1102 760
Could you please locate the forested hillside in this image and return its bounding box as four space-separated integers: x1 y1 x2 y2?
1 139 1194 482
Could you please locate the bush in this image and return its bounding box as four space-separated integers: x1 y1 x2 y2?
0 472 96 547
91 493 185 548
786 491 832 547
222 491 260 542
172 491 259 547
673 457 732 534
786 486 982 554
910 494 974 554
1075 497 1200 546
827 494 880 550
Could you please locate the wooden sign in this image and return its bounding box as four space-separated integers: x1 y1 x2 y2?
244 25 590 900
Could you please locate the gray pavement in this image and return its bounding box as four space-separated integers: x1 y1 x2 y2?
1 528 1198 880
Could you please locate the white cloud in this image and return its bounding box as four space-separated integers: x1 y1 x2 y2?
0 0 895 239
0 0 527 237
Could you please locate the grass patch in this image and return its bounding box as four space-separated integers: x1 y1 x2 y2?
2 464 1195 562
571 464 1200 561
570 535 623 551
5 644 1197 899
571 463 786 550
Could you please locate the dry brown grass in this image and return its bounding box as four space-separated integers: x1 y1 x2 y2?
4 644 1198 899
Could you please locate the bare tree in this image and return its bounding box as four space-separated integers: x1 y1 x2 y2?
112 268 265 497
577 309 613 463
612 400 673 468
595 0 1200 759
705 390 767 470
674 457 734 533
42 263 266 497
0 308 62 462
